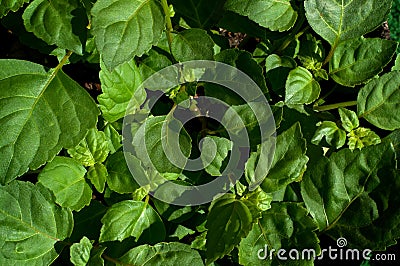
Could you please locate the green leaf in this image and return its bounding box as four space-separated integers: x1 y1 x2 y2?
91 0 165 70
200 136 232 176
104 123 122 154
329 38 397 86
67 128 110 167
139 49 172 81
171 29 215 62
98 58 146 122
0 181 73 265
99 200 165 243
357 71 400 130
153 198 194 223
118 242 204 265
305 0 392 45
265 54 297 96
105 152 140 194
0 0 29 17
23 0 87 54
225 0 298 31
339 108 359 132
205 194 253 264
169 225 195 240
298 34 325 71
285 66 321 105
0 60 98 184
311 121 346 149
133 115 192 174
70 237 93 266
261 123 308 193
301 143 395 234
393 53 400 71
87 247 106 266
38 156 92 211
347 127 381 150
86 163 108 193
238 203 319 266
171 0 226 29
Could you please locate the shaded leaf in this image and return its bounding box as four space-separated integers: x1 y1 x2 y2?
171 29 215 62
0 0 29 17
285 66 321 105
200 136 232 176
105 152 140 194
23 0 87 54
329 38 397 86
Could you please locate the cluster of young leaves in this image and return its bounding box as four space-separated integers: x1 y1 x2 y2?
0 0 400 265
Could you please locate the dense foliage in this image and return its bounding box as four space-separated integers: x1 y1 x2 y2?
0 0 399 265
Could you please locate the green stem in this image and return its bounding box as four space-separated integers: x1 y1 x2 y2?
102 254 134 266
56 50 73 72
161 0 174 54
322 40 338 66
313 101 357 112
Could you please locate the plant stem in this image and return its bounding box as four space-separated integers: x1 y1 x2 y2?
313 101 357 112
56 50 73 72
161 0 174 54
322 40 338 66
102 254 134 266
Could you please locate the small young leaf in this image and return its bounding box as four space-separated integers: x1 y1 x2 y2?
38 156 92 211
104 123 122 153
298 34 325 71
200 136 232 176
261 123 308 193
98 58 146 122
339 108 359 132
347 127 381 150
0 60 98 184
0 181 73 265
312 121 346 149
99 200 165 243
171 28 215 62
70 237 93 266
225 0 298 32
358 71 400 130
285 66 321 105
238 203 319 265
169 225 195 240
67 128 110 167
305 0 392 45
91 0 165 70
86 163 108 193
329 38 397 87
206 194 253 264
118 242 204 265
23 0 87 54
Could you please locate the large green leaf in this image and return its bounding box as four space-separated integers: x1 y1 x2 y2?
91 0 165 70
0 60 99 184
0 181 73 265
99 200 165 243
260 123 308 193
305 0 392 45
171 29 215 62
238 203 319 266
171 0 226 29
357 71 400 130
329 38 398 86
0 0 29 17
133 115 192 174
23 0 87 54
301 143 400 249
38 156 92 211
200 136 232 176
105 152 140 194
118 242 204 265
67 128 110 167
205 194 253 264
139 49 172 81
285 66 321 105
224 0 298 31
98 58 146 122
70 237 92 266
